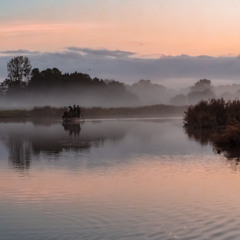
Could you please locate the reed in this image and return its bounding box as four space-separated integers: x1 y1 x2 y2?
211 123 240 149
184 98 240 128
0 104 187 120
184 99 240 155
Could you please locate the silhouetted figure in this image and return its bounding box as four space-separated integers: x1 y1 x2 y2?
62 110 68 119
73 105 77 117
63 105 82 120
68 106 73 117
77 105 81 118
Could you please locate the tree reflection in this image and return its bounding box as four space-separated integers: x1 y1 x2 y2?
8 136 31 169
0 121 126 170
185 125 240 161
212 145 240 161
184 126 214 146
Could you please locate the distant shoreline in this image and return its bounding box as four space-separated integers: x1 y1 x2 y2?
0 105 187 121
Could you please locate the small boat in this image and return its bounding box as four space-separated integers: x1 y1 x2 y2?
62 117 83 124
62 105 84 124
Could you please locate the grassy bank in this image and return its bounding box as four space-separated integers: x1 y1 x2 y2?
184 99 240 157
0 104 187 120
183 99 240 129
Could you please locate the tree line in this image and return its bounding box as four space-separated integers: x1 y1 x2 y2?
0 56 225 108
0 56 138 107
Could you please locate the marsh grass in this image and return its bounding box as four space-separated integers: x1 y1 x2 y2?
82 105 186 118
184 99 240 158
184 99 240 128
211 124 240 148
0 104 187 120
0 106 64 119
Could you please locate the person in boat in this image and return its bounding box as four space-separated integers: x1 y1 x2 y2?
77 105 81 118
68 106 73 118
73 105 77 117
63 105 81 119
62 110 68 119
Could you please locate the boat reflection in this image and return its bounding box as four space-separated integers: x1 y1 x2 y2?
62 123 82 137
0 118 219 171
0 121 126 170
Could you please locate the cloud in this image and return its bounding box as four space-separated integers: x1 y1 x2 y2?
1 48 240 88
0 49 39 55
66 47 136 58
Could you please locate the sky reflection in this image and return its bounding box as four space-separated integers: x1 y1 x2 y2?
0 119 213 170
1 119 240 240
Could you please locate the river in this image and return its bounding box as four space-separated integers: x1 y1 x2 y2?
0 118 239 240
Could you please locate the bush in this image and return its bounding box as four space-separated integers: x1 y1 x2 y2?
184 99 240 159
183 98 240 128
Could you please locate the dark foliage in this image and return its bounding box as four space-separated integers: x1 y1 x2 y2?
0 104 186 120
184 98 240 160
183 98 240 128
2 64 139 107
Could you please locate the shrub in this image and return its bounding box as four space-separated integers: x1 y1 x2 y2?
183 98 240 128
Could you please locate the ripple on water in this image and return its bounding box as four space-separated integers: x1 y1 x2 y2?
1 151 240 239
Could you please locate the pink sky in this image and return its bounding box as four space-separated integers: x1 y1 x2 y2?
1 0 240 57
2 0 240 86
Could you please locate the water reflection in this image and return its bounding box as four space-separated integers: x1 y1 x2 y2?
212 142 240 161
1 119 240 240
184 126 214 146
0 118 207 170
184 126 240 161
62 123 82 137
0 120 127 169
8 136 31 169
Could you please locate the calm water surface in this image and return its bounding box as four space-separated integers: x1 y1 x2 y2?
0 118 240 240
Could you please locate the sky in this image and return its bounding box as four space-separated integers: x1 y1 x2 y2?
1 0 240 88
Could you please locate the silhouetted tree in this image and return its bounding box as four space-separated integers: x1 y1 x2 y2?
7 56 32 86
191 79 211 92
170 94 187 106
0 82 6 97
187 89 215 104
128 79 166 105
3 56 32 97
187 79 214 104
1 63 139 106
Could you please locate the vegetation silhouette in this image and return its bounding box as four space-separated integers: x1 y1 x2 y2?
187 79 215 105
184 127 214 146
0 104 187 120
2 56 32 97
3 56 240 108
0 55 185 107
211 124 240 160
1 56 139 107
184 98 240 128
184 98 240 160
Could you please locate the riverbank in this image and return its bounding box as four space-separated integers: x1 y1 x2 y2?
184 99 240 159
0 105 187 121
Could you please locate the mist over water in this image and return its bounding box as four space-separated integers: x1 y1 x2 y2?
3 0 240 238
1 74 240 109
0 119 240 239
1 58 240 109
